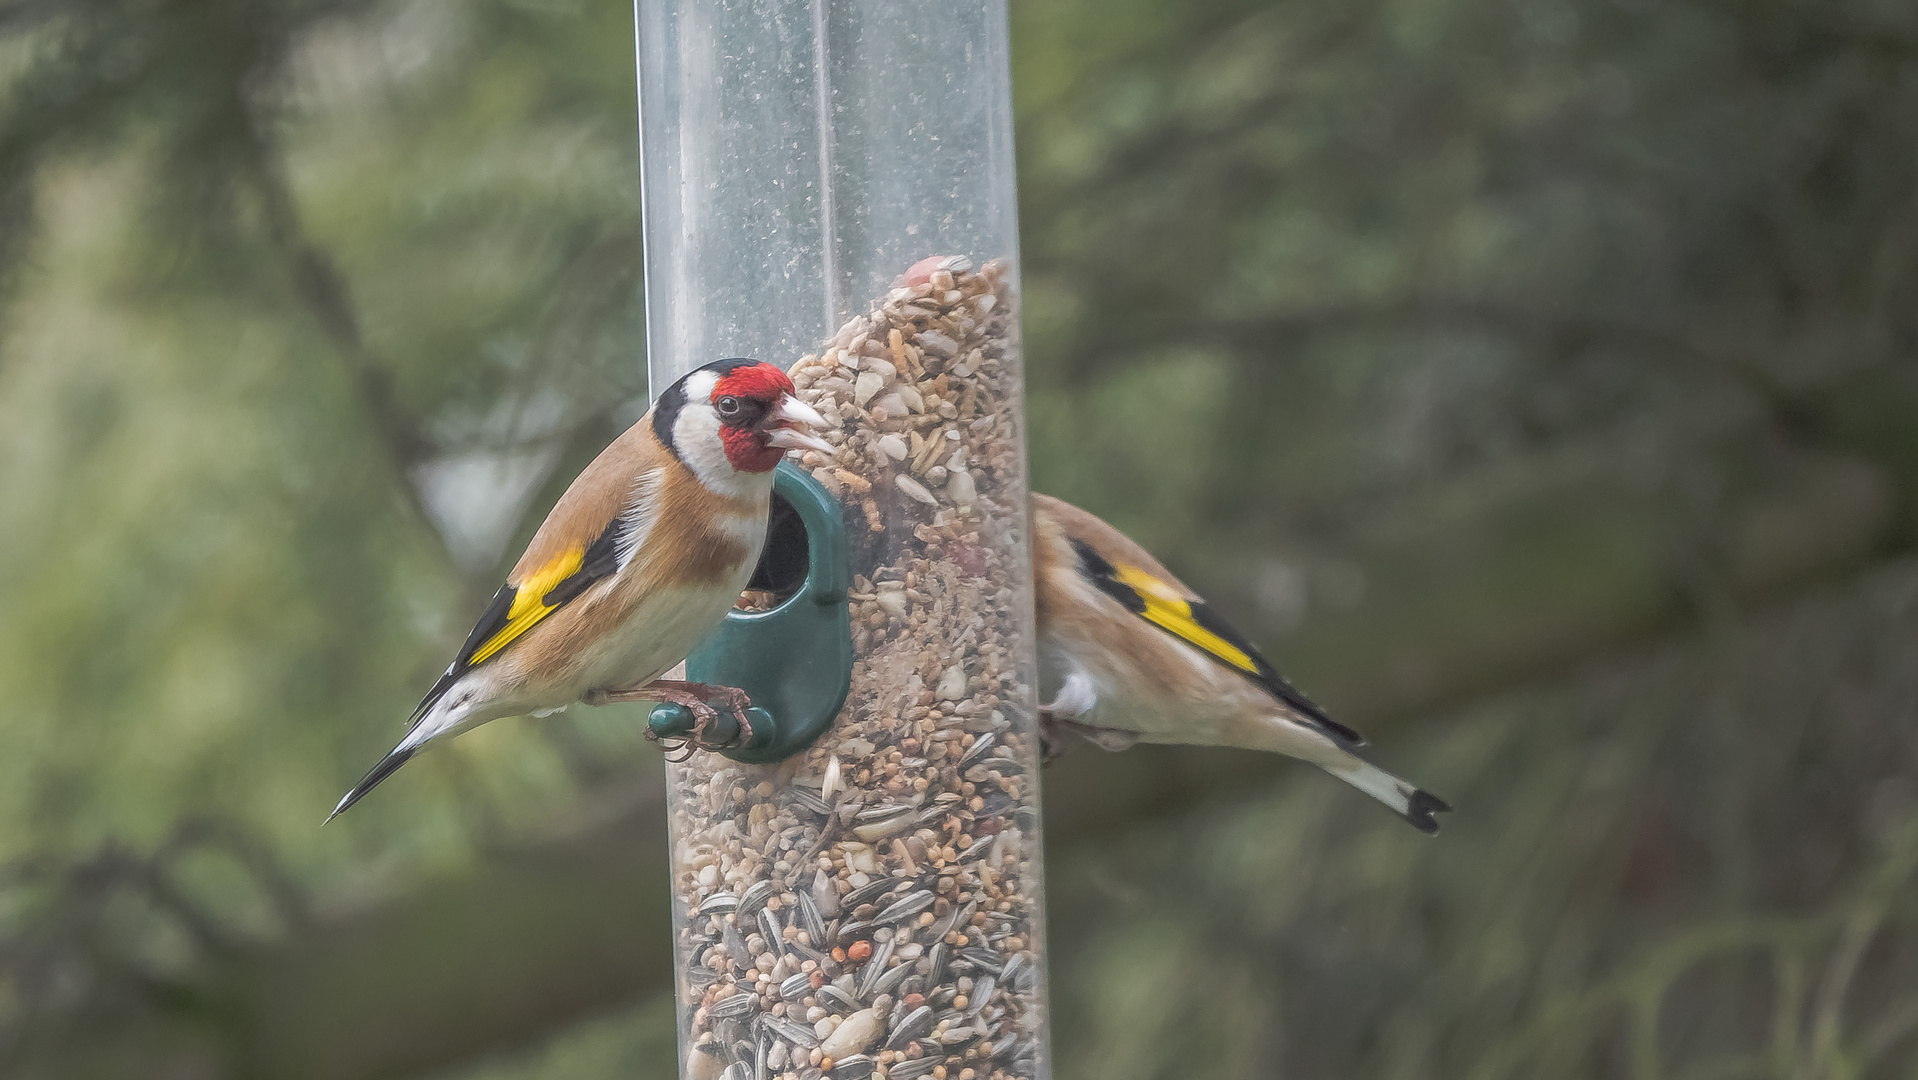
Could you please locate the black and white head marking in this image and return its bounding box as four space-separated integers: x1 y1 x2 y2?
650 358 763 457
651 358 776 500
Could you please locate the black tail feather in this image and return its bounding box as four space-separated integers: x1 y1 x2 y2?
325 746 415 823
1404 788 1453 835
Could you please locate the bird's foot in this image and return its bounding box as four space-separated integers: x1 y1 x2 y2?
671 681 755 748
1037 718 1069 764
593 679 755 756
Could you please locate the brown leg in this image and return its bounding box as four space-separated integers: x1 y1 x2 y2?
1037 715 1071 764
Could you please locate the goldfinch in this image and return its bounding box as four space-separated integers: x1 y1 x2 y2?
1033 494 1452 833
328 358 833 820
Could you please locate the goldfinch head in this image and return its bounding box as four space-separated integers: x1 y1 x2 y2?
654 358 833 477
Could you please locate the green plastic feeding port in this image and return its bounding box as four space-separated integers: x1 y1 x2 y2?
646 461 853 764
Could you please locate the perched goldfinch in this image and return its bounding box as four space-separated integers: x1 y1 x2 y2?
329 358 833 820
1033 494 1452 833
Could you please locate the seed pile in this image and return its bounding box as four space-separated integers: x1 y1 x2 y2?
671 255 1048 1080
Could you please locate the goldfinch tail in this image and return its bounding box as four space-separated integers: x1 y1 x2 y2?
1322 756 1452 834
325 745 415 823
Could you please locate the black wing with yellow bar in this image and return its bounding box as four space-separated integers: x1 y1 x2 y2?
1069 537 1364 746
408 518 623 724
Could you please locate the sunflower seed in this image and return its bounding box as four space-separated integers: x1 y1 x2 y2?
842 877 904 910
786 938 831 967
925 942 949 986
873 890 935 925
830 1054 875 1079
759 909 784 954
886 1005 936 1050
857 937 896 998
709 992 758 1020
797 891 828 947
966 976 995 1015
699 892 741 917
779 972 813 1002
817 983 861 1014
759 1014 820 1050
738 880 776 918
957 732 996 769
870 958 914 998
928 902 973 943
887 1057 942 1080
958 947 1004 976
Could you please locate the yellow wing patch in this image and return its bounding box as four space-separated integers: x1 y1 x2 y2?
468 546 584 665
1112 564 1261 676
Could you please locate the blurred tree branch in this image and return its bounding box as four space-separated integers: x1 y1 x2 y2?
238 128 440 532
0 0 443 549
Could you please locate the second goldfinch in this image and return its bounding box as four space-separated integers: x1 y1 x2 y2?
329 358 833 820
1033 494 1451 833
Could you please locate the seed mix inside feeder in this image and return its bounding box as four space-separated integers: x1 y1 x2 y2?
673 257 1045 1080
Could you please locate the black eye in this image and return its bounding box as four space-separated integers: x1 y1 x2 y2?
717 395 742 418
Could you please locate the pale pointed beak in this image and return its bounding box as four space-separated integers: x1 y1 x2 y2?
765 394 835 456
776 395 828 430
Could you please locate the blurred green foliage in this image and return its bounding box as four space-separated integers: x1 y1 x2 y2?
2 0 1917 1076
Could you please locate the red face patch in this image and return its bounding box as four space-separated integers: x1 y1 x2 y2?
711 362 794 405
712 362 793 474
720 424 782 473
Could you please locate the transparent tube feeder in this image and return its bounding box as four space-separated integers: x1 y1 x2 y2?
635 3 1050 1079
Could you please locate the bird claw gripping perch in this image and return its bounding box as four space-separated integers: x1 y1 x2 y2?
651 685 771 761
588 681 771 760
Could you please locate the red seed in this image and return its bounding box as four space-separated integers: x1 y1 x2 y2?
902 256 947 288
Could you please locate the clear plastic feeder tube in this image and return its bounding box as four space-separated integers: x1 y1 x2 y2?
635 3 1049 1079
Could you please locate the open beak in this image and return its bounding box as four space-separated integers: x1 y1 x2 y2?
764 394 836 456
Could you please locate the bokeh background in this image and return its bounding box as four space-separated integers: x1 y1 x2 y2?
5 0 1918 1077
